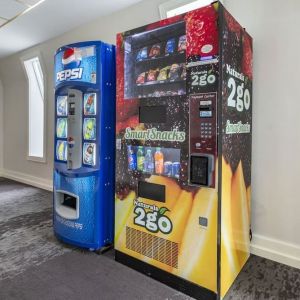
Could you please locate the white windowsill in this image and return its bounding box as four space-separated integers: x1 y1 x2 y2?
27 156 47 163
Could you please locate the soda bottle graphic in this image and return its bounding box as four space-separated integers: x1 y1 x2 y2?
154 147 164 174
127 145 137 170
137 146 145 172
144 148 154 174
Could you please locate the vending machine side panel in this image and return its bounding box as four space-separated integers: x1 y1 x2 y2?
97 43 116 246
219 4 253 298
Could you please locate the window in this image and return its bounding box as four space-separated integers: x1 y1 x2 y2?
23 56 46 162
159 0 222 19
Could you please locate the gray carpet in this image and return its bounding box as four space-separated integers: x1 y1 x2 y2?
0 178 300 300
0 178 73 281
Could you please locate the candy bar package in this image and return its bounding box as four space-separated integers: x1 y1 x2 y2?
149 44 161 57
168 64 180 81
178 35 187 52
136 47 148 61
165 38 176 55
157 66 170 81
147 69 159 81
136 72 146 84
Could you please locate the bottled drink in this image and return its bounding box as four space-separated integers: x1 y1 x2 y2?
172 162 180 178
154 147 164 174
144 148 154 174
127 145 137 170
137 146 145 172
163 161 172 176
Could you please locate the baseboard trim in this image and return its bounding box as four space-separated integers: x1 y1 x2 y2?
251 234 300 269
2 168 53 191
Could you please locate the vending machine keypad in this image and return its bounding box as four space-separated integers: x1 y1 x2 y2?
200 123 213 139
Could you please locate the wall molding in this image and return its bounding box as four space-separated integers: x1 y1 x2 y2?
251 234 300 269
1 168 52 191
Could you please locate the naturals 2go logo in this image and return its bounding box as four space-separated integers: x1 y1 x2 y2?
191 69 216 87
226 64 251 112
133 200 173 234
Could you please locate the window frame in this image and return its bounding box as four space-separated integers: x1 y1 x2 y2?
159 0 223 19
20 52 47 163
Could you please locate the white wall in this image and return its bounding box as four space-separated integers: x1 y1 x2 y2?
0 79 3 174
0 0 166 190
0 0 299 267
224 0 300 268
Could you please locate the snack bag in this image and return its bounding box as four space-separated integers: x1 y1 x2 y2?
136 72 146 84
136 47 148 61
165 38 176 54
178 35 187 51
157 66 170 81
149 44 161 57
147 69 159 81
169 64 180 80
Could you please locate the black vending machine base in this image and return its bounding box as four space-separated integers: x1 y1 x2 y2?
115 250 217 300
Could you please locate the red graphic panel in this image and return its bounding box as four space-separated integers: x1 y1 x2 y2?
186 4 219 58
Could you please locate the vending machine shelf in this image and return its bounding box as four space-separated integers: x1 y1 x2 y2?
135 51 186 64
136 78 185 87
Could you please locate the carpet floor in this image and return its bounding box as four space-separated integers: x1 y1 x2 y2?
0 178 299 300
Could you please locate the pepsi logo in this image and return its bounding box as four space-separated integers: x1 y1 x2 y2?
62 48 81 69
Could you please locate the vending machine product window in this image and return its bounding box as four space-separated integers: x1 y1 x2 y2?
127 145 181 179
56 118 68 138
124 21 186 99
83 118 96 140
83 142 96 166
56 140 67 161
57 96 68 116
84 93 97 115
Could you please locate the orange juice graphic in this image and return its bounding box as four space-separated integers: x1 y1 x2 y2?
154 147 164 174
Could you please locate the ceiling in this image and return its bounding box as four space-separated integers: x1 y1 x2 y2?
0 0 143 59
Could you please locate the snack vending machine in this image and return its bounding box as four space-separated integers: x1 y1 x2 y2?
115 2 252 299
53 41 115 251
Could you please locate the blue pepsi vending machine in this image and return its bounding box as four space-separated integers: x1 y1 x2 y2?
53 41 115 251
